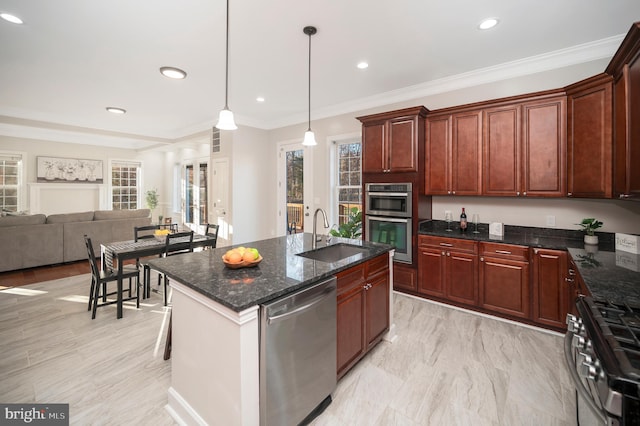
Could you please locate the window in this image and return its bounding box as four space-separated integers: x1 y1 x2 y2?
111 161 141 210
0 153 23 212
334 140 362 230
184 160 208 226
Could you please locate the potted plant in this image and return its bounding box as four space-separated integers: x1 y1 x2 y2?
329 207 362 239
577 218 603 245
145 189 159 221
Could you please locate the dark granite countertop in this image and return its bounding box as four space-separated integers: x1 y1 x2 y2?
145 233 393 312
568 247 640 306
418 219 616 251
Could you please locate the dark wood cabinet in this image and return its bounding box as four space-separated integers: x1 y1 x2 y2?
479 242 530 319
425 111 482 195
531 248 568 330
358 106 428 174
482 95 566 197
393 262 417 292
417 236 478 306
336 254 389 378
521 96 567 197
482 104 522 196
565 74 613 198
606 22 640 200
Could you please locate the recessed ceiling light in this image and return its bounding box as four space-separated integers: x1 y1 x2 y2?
478 18 499 30
159 66 187 79
106 107 126 114
256 97 265 102
1 13 23 24
357 62 369 69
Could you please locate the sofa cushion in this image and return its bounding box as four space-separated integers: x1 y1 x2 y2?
93 209 150 221
46 211 94 224
0 214 46 227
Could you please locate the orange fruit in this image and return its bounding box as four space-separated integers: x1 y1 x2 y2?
242 251 256 262
227 251 243 263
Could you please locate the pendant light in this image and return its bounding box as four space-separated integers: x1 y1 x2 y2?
301 26 317 146
215 0 237 130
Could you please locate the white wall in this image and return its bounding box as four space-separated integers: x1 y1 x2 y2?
0 136 164 214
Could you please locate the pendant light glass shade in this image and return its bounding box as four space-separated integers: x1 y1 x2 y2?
216 108 237 130
215 0 237 130
302 26 317 146
302 130 316 146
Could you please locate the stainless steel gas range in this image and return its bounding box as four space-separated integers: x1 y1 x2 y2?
566 296 640 425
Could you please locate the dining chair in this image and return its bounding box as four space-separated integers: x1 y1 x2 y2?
146 230 194 306
205 223 219 248
84 235 140 319
134 224 160 241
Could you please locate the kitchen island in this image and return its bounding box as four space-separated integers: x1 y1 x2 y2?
146 233 394 426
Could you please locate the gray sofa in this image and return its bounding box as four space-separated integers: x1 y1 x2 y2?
0 209 151 272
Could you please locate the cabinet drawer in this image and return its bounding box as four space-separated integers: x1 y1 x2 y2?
336 264 364 296
480 242 529 261
367 254 389 277
419 235 478 254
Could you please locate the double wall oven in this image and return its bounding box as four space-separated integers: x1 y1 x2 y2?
364 183 412 263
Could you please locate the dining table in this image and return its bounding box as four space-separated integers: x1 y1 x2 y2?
100 234 217 319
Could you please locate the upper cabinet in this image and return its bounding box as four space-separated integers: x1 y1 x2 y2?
425 92 566 197
606 21 640 200
520 96 567 197
565 74 613 198
358 106 428 174
425 111 482 195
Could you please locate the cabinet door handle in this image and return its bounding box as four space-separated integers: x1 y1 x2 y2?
523 192 527 196
446 252 450 257
452 191 456 195
439 243 453 247
568 269 576 276
516 191 520 196
447 191 451 195
441 251 446 256
480 257 484 262
565 278 575 283
495 250 512 255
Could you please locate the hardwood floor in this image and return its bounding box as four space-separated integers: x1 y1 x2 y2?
0 270 576 425
0 261 91 288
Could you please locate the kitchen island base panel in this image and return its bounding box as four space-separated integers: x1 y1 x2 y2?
168 279 260 426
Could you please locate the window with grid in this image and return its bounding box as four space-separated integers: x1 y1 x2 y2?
335 141 362 229
111 161 141 210
0 153 22 212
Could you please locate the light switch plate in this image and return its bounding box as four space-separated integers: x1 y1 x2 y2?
546 215 556 227
489 222 503 237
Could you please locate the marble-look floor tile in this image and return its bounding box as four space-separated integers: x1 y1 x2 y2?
1 276 576 425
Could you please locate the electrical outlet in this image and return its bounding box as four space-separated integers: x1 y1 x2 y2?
546 215 556 227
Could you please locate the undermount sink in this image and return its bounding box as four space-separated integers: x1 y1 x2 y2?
297 243 369 263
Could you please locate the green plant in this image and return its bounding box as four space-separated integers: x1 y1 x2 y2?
576 218 603 236
329 207 362 239
145 189 159 210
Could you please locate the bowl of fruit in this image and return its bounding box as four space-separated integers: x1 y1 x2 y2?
222 246 262 269
154 229 171 242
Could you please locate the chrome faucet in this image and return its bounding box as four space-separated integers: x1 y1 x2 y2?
312 208 329 249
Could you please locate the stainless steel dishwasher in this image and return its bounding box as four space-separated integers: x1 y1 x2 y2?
260 277 337 426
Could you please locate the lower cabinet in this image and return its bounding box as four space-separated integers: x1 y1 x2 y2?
393 263 417 292
336 254 389 379
417 236 478 306
531 248 568 329
479 242 530 319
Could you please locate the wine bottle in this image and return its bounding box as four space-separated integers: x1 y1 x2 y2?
460 207 467 232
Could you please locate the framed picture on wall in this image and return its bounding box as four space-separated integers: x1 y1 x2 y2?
36 156 104 183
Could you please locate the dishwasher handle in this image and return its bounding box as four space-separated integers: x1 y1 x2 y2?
267 285 335 325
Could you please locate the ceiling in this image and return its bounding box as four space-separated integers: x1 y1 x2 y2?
1 0 639 150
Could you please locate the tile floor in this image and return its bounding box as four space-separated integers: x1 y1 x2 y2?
0 274 576 425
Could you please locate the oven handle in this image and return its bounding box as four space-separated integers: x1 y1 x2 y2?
563 332 607 424
367 192 409 197
366 216 409 223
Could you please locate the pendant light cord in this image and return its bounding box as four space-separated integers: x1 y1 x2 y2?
224 0 230 110
307 30 311 131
